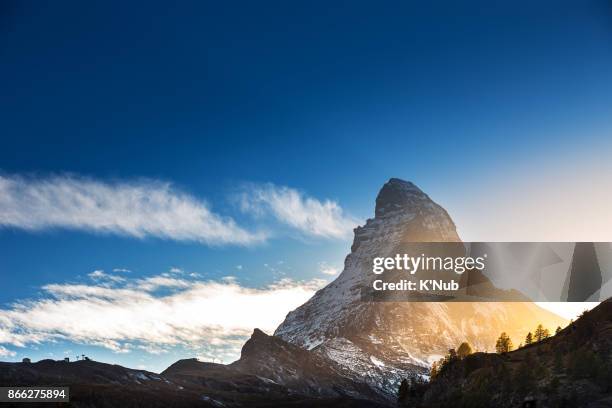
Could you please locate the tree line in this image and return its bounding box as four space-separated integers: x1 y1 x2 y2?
495 323 562 353
406 308 612 407
430 322 563 378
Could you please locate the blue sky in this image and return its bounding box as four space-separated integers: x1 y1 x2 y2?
1 1 612 371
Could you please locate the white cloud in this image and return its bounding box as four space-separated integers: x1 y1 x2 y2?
0 272 325 362
0 345 15 357
239 183 359 239
88 270 126 284
0 174 264 246
89 270 106 278
113 268 131 273
318 262 340 276
134 275 190 291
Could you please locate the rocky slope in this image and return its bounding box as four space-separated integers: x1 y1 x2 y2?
163 328 385 404
275 178 567 397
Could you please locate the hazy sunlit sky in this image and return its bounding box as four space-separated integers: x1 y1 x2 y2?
1 1 611 371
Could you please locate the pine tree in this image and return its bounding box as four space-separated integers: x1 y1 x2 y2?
555 326 562 335
448 348 458 362
495 332 513 354
457 342 473 359
525 331 533 345
430 361 438 379
534 324 548 342
434 357 447 377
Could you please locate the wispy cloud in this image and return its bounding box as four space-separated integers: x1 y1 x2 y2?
0 174 264 246
318 262 340 276
238 183 359 239
0 345 15 357
0 272 325 361
88 270 126 284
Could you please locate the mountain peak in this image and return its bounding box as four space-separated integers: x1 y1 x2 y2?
241 328 283 360
375 178 429 217
251 328 268 338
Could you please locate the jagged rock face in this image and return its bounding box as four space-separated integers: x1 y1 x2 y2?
233 328 349 395
275 178 567 397
162 329 385 404
276 179 460 346
230 329 382 401
372 179 458 239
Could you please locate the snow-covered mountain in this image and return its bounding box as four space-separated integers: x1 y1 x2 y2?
275 178 567 397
